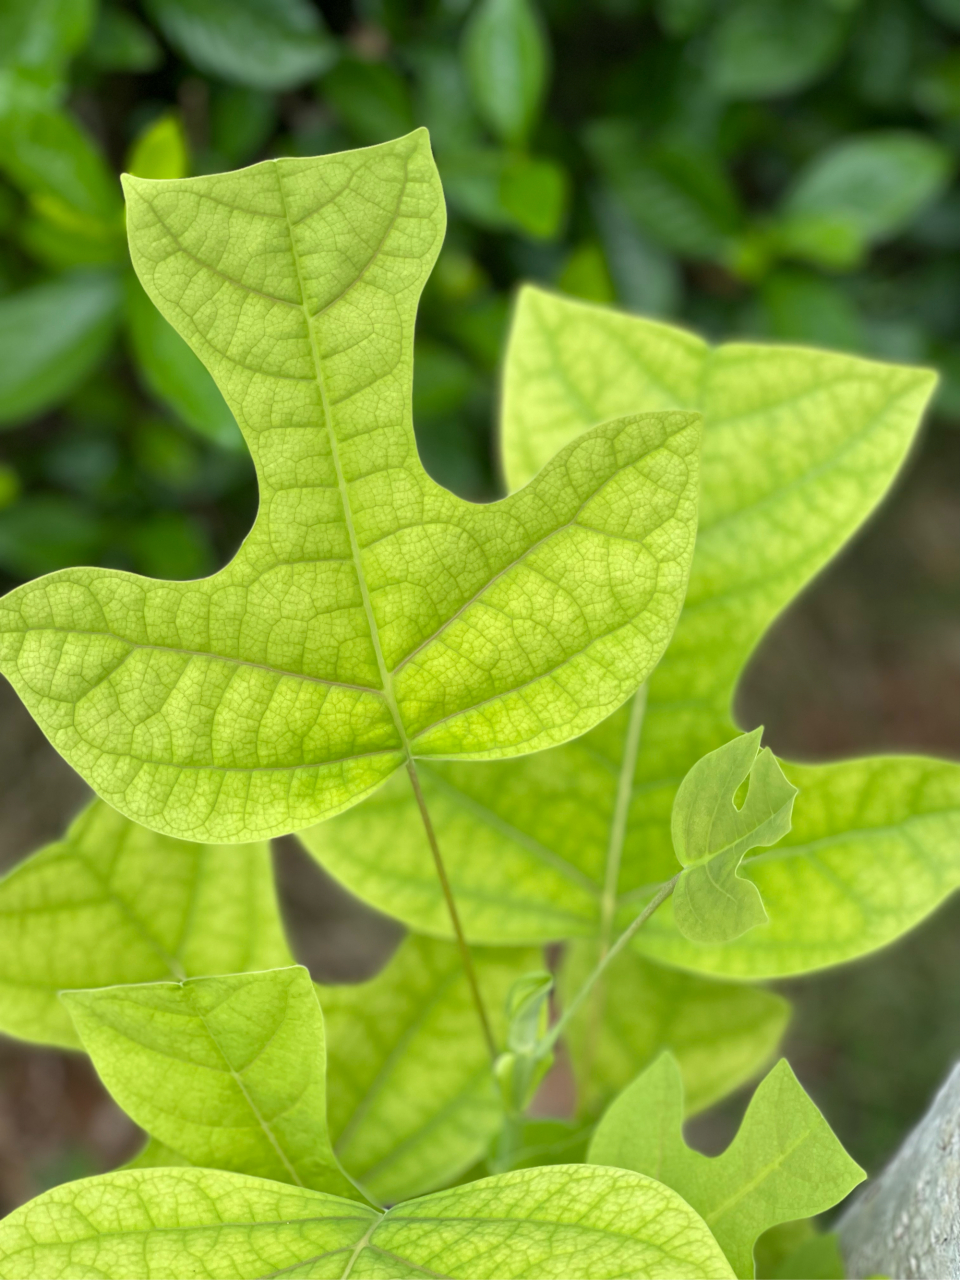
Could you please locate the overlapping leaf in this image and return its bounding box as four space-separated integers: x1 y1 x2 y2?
64 966 360 1200
320 934 540 1203
0 1165 735 1279
0 132 701 843
588 1053 864 1278
303 287 956 979
558 945 788 1120
671 730 797 945
0 799 289 1048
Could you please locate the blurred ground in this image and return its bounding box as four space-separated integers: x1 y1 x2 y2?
0 419 957 1214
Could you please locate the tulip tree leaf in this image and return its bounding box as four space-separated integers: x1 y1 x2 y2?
0 799 289 1049
302 286 946 979
559 943 789 1119
0 1164 736 1279
671 730 797 945
320 934 540 1204
62 966 361 1200
0 133 701 843
588 1053 864 1279
642 754 960 977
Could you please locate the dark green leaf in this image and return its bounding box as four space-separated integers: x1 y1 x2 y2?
322 57 414 145
781 132 953 258
462 0 550 147
0 271 121 426
707 0 848 99
143 0 337 91
85 6 163 73
587 121 741 259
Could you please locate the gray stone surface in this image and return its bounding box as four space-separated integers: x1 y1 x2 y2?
840 1061 960 1279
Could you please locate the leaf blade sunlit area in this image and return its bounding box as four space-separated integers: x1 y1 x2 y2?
0 4 958 1278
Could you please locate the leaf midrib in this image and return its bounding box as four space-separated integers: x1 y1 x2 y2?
274 159 413 763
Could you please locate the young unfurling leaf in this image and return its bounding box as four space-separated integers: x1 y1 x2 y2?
588 1052 864 1279
671 730 797 944
0 132 700 842
62 966 361 1200
0 800 289 1048
0 1164 736 1279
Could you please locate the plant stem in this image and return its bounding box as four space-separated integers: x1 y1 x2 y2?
543 873 680 1055
599 682 648 956
406 758 498 1061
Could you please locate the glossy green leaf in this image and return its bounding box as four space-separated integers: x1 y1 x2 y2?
321 935 541 1203
0 133 701 842
304 287 941 977
462 0 550 148
780 131 952 259
0 1164 736 1279
589 1054 864 1278
143 0 337 91
671 730 797 945
63 966 360 1199
707 0 848 99
125 274 242 448
0 799 289 1049
0 271 121 426
559 944 789 1119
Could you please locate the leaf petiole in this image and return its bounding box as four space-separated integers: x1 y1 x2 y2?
406 759 499 1061
543 873 680 1056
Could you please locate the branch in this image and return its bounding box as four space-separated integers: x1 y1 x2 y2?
839 1060 960 1280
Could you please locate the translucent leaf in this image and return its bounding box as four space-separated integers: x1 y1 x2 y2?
642 755 960 977
63 966 361 1199
0 1165 736 1279
589 1053 864 1279
671 730 797 945
321 935 541 1203
125 274 242 449
0 133 701 842
303 287 942 979
142 0 337 92
0 799 289 1048
0 272 121 426
462 0 550 148
559 944 788 1119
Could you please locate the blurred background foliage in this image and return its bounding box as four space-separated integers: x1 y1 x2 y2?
3 0 960 578
0 0 959 1218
